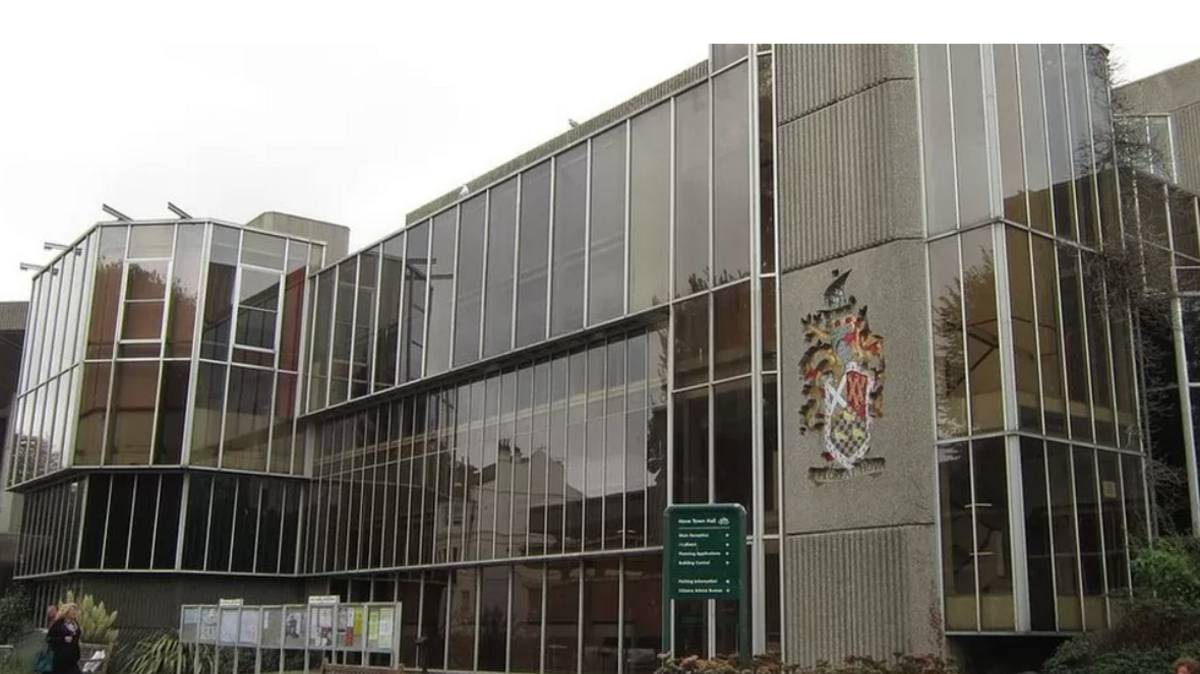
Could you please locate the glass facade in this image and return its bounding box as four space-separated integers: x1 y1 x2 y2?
921 44 1158 633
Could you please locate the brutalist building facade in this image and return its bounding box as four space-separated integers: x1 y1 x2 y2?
5 44 1200 673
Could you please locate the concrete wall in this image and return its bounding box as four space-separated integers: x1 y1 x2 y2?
775 44 936 664
775 44 922 273
246 211 352 262
1116 58 1200 195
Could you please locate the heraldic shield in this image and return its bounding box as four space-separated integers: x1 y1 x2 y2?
798 269 886 483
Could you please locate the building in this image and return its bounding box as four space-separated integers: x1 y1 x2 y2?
0 300 29 589
4 44 1200 674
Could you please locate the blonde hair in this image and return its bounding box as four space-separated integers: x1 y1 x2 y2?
56 603 78 619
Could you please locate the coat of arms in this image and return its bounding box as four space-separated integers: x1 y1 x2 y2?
799 269 886 483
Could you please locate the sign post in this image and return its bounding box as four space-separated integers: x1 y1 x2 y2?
662 504 748 666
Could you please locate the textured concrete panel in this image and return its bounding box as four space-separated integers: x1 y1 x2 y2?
775 44 915 125
784 525 940 665
776 80 922 273
247 211 352 261
1174 101 1200 196
779 240 936 533
1116 57 1200 116
76 573 306 629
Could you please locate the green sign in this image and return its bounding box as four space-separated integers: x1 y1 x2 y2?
664 504 745 600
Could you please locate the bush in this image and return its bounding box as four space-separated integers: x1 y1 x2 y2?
0 588 30 644
1044 638 1200 674
59 591 118 646
655 653 958 674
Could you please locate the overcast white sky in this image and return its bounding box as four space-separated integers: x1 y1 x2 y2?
2 2 1198 302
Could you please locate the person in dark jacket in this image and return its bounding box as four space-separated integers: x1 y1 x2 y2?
46 603 82 674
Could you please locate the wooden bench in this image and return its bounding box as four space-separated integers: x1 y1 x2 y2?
320 661 404 674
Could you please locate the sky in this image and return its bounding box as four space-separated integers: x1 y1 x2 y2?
2 29 1199 302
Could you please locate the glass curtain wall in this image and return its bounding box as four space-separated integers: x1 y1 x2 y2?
308 45 781 666
921 44 1147 634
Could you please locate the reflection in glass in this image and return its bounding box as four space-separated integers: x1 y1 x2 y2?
190 362 227 467
1005 228 1041 431
308 270 333 410
74 362 111 466
484 179 518 357
447 569 477 670
674 295 709 389
960 227 1002 434
930 237 966 438
919 45 955 235
675 83 710 297
222 366 273 472
713 281 751 380
107 361 160 466
351 250 377 398
455 195 486 366
939 442 976 630
1047 444 1082 630
589 126 626 326
713 62 752 282
1021 439 1055 631
1032 237 1068 436
329 259 356 405
241 231 286 270
623 556 663 673
478 566 509 671
201 226 239 360
1042 44 1076 240
156 362 189 464
1018 45 1053 233
582 559 620 674
545 562 579 674
714 379 753 526
402 222 429 382
426 210 457 376
995 45 1027 225
973 438 1013 630
552 144 588 336
517 162 552 348
376 234 404 390
168 225 205 357
673 388 709 505
1057 248 1093 441
630 104 671 311
511 564 543 673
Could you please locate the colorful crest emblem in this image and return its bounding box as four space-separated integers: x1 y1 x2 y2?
799 269 886 482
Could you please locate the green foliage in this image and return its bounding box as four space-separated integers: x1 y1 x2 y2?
59 591 119 646
1131 536 1200 607
1044 638 1200 674
655 653 958 674
0 587 31 644
0 651 32 674
117 632 184 674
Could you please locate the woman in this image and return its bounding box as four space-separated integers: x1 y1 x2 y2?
1175 658 1200 674
46 603 82 674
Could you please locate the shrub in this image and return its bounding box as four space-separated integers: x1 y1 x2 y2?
0 588 30 644
654 653 958 674
59 591 119 645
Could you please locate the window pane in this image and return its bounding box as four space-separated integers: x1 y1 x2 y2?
1032 236 1068 436
207 476 236 571
455 195 486 366
1097 451 1129 600
235 307 276 350
447 569 477 670
104 474 135 569
623 556 663 673
122 300 164 342
1042 45 1075 239
222 366 273 472
231 478 259 573
951 45 991 227
1057 248 1093 441
167 225 205 357
279 264 305 372
376 234 404 390
1019 45 1053 233
675 83 710 297
353 249 377 399
79 474 110 567
713 62 752 283
241 231 286 270
511 564 543 673
153 475 182 569
673 387 708 504
545 561 580 674
758 53 776 273
552 144 588 336
961 228 1002 434
930 237 966 438
938 442 976 630
588 125 627 326
713 280 751 379
763 276 777 372
714 379 752 526
190 362 227 467
995 45 1027 225
484 179 518 357
1170 188 1200 259
181 474 211 570
478 566 509 671
74 362 111 466
1021 438 1055 631
257 481 283 573
582 559 619 674
1082 254 1115 445
674 295 709 389
329 259 356 405
156 361 189 464
402 222 429 382
107 361 160 466
973 438 1014 630
308 270 334 410
517 163 552 348
711 44 747 71
128 224 174 258
272 372 298 474
128 474 157 568
1074 448 1106 629
127 259 170 300
1047 443 1082 630
426 210 457 375
919 45 955 234
87 226 127 359
1006 228 1041 431
629 104 671 311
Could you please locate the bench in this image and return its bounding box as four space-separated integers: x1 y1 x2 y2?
320 661 404 674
